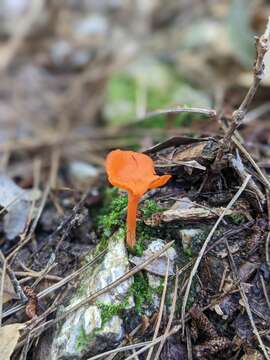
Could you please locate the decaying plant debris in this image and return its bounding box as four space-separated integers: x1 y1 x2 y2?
1 1 270 360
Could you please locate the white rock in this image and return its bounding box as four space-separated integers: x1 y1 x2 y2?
48 230 133 359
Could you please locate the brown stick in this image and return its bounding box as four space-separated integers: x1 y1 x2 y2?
217 17 270 159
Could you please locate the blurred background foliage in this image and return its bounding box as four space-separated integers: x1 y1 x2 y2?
0 0 268 157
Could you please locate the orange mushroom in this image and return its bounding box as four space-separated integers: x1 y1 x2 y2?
106 150 171 248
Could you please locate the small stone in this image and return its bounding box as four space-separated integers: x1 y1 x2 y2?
130 239 176 276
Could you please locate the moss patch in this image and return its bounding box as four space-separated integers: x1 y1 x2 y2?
76 326 95 351
97 188 128 237
96 298 130 326
129 272 153 314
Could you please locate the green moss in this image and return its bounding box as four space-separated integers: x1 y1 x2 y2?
97 188 128 236
96 298 129 326
141 199 163 220
129 272 153 314
76 326 95 351
91 188 127 256
228 212 246 225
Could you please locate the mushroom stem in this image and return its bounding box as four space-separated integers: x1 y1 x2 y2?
127 192 140 248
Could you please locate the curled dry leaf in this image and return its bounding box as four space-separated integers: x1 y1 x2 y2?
0 323 25 359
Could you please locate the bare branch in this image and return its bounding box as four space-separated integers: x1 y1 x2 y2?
219 17 270 153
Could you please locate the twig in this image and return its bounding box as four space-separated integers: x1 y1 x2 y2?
181 175 251 336
15 271 61 282
225 239 270 359
266 232 270 269
145 256 169 360
232 137 270 191
186 325 193 360
0 254 7 326
2 249 107 319
88 337 163 360
217 17 270 158
124 324 181 360
259 274 270 310
153 269 180 360
5 265 27 302
107 324 143 360
133 106 216 123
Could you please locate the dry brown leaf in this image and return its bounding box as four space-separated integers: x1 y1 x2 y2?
173 142 206 162
0 323 25 360
0 269 17 303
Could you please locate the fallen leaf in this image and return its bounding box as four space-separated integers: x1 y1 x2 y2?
0 323 25 360
0 269 17 303
0 175 40 240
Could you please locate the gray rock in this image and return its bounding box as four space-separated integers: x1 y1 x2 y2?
130 239 176 276
47 230 133 359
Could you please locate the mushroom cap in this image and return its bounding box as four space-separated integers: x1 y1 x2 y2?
106 149 171 196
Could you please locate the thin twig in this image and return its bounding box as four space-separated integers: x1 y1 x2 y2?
181 175 251 335
2 249 107 319
186 325 193 360
153 269 180 360
259 274 270 310
88 337 163 360
0 255 7 326
266 232 270 269
223 17 270 144
233 137 270 191
145 256 169 360
131 106 216 124
107 324 142 360
124 324 181 360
